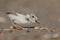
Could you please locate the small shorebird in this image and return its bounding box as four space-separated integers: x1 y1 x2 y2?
6 12 40 30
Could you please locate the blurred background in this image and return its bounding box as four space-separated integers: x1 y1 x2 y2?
0 0 60 40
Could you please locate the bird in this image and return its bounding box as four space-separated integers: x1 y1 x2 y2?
6 12 40 30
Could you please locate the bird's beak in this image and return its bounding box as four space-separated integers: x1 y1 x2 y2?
35 20 40 24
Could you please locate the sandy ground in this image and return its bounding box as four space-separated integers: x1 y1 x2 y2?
0 0 60 40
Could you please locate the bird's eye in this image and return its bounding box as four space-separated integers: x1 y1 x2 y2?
32 16 34 18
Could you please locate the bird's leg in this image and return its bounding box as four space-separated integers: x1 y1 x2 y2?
10 20 23 30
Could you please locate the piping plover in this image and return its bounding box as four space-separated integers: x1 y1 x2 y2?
6 12 40 30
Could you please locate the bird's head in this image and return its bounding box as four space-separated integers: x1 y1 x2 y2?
25 13 40 24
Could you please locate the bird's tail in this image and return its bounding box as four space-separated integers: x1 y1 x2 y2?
6 12 16 20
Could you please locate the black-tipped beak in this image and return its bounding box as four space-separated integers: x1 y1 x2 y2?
35 20 40 24
6 12 11 14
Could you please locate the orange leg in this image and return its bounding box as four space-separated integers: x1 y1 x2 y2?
10 20 23 30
